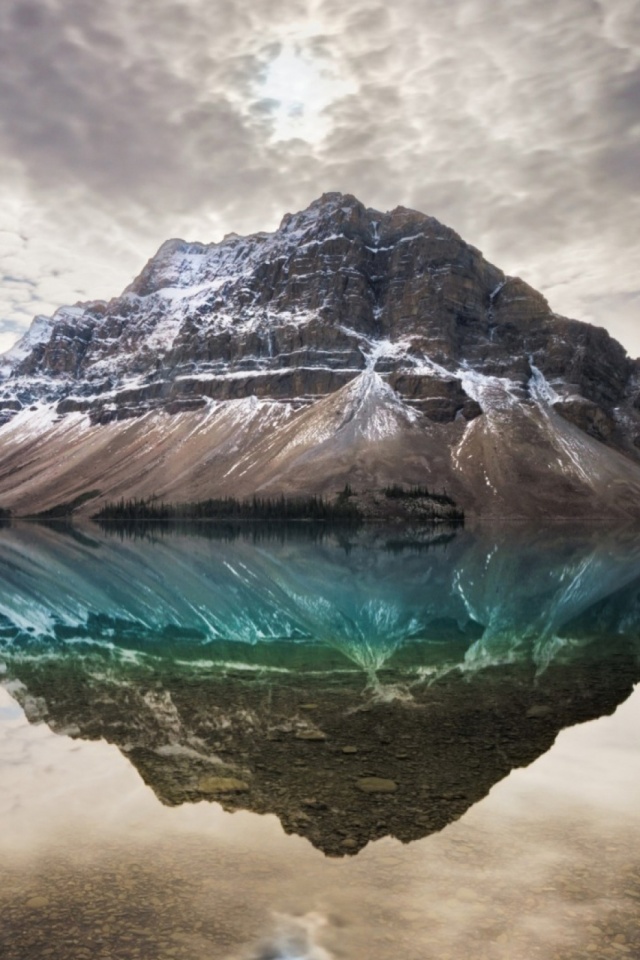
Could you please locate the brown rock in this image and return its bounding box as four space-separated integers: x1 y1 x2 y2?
197 776 249 794
355 777 398 794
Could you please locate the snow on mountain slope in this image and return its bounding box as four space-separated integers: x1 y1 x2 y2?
1 192 640 517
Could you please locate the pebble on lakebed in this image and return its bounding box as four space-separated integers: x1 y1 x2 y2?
355 777 398 794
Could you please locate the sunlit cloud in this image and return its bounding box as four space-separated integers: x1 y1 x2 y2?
256 44 355 142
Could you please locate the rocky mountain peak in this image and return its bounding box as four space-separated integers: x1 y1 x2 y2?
0 193 639 519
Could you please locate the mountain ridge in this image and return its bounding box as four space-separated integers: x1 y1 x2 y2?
1 191 640 518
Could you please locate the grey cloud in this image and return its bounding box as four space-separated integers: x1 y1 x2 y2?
9 0 51 30
323 3 638 267
0 0 638 357
0 317 35 336
0 0 279 218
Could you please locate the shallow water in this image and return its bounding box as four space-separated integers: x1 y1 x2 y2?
0 521 638 959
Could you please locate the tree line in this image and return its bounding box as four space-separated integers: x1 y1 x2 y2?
93 494 363 523
382 484 455 505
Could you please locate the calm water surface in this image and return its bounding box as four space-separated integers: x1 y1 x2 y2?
0 522 638 959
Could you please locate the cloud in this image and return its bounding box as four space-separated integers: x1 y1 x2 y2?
0 0 638 354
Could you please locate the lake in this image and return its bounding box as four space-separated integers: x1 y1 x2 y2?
0 521 638 959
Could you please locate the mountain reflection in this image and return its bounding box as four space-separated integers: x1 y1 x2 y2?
0 521 639 856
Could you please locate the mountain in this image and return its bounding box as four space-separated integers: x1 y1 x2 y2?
1 192 640 518
1 524 639 856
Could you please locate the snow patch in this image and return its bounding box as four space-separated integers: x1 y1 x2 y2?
286 368 418 449
528 361 561 405
0 403 88 443
489 280 507 303
458 365 520 414
410 355 454 379
337 327 457 383
336 369 419 440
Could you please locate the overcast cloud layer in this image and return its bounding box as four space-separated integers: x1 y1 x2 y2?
0 0 638 354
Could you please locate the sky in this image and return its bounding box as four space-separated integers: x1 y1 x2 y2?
0 0 638 355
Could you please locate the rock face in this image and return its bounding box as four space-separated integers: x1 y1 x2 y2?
1 191 640 517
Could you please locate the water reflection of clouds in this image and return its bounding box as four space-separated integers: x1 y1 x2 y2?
241 911 334 960
492 681 640 819
0 685 638 958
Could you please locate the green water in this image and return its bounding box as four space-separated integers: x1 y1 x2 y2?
0 522 639 958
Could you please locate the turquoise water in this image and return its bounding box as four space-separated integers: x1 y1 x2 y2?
0 522 639 958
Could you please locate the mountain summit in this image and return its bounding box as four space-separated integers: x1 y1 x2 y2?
1 192 640 518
